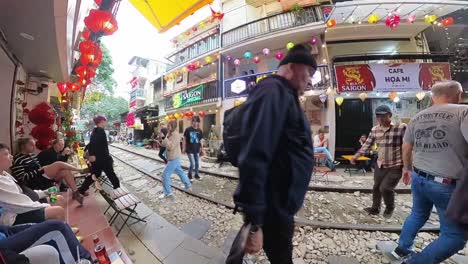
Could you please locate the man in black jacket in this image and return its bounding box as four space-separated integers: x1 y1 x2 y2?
235 44 316 263
37 138 70 166
78 116 120 194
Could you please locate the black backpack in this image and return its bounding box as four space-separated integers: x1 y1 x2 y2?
222 104 246 167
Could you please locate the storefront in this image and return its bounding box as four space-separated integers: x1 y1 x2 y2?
333 61 451 156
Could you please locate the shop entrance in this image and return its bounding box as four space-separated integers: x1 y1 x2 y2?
203 113 216 138
335 99 373 157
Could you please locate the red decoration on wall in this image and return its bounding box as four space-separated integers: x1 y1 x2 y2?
75 66 96 79
94 0 102 6
79 40 97 54
442 17 454 27
80 43 102 68
57 82 69 95
82 29 91 40
84 9 118 36
69 82 81 92
78 77 91 87
198 111 206 118
210 6 224 22
28 103 56 150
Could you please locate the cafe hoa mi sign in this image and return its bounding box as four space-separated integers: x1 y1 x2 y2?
172 85 204 109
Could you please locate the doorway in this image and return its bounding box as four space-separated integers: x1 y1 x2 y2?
335 99 373 157
203 113 216 138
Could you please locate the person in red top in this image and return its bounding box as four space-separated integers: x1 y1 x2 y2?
351 105 406 218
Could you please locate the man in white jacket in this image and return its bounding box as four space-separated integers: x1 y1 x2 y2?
0 143 64 225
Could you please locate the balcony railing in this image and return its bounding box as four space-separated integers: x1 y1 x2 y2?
222 6 323 48
167 33 220 71
223 65 330 98
165 80 220 111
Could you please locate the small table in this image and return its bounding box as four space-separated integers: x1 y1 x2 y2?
341 155 371 176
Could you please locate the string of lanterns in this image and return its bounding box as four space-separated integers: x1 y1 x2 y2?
57 0 118 96
163 111 206 122
164 53 219 83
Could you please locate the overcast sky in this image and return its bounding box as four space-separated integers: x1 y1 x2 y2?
102 1 213 100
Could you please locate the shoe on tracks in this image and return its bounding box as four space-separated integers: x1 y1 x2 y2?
364 207 380 215
195 174 202 181
383 207 395 218
387 247 412 262
158 193 174 199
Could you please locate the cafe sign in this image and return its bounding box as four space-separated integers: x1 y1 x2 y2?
172 85 204 109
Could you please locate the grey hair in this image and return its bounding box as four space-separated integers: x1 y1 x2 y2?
431 80 462 98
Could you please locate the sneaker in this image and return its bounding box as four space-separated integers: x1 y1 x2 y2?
333 161 341 166
390 247 411 260
364 207 380 215
158 193 174 199
383 207 395 218
195 174 202 180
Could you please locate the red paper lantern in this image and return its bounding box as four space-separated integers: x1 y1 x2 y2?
75 65 96 79
80 44 102 67
57 82 69 95
78 77 91 87
385 13 401 29
199 111 206 118
94 0 102 6
253 56 261 64
82 29 91 40
442 17 454 27
79 40 97 54
84 9 118 36
275 52 284 60
326 19 336 28
69 82 81 92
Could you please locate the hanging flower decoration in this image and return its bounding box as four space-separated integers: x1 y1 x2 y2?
210 6 224 22
385 13 401 29
244 51 252 59
253 56 261 64
406 14 416 23
425 15 437 25
359 92 368 102
326 19 337 28
310 37 318 45
275 52 284 60
416 91 426 101
286 42 295 50
262 48 270 55
368 14 379 24
234 59 241 66
442 17 454 27
84 9 118 36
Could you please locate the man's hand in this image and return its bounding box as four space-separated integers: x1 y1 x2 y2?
350 154 360 165
402 169 412 185
88 155 96 162
62 147 71 155
245 227 263 254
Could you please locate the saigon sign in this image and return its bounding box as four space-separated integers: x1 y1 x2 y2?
172 85 204 109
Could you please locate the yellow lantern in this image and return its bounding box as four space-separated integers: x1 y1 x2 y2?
205 56 213 63
199 21 206 29
368 14 379 24
164 116 170 121
416 91 426 101
182 67 188 73
425 15 437 24
359 92 368 102
389 92 398 101
335 96 344 106
174 113 180 119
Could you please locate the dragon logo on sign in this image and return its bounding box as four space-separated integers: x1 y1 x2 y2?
343 67 364 85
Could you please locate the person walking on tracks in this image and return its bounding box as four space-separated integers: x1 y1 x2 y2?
351 105 406 218
230 44 316 263
390 80 468 263
183 116 204 181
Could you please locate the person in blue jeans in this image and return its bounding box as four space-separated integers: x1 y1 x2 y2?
159 120 192 199
313 129 340 170
183 116 204 180
391 81 468 263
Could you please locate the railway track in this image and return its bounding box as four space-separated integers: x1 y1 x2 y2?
110 145 439 233
110 144 411 194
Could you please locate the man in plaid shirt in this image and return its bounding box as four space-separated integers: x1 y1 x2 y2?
352 105 406 218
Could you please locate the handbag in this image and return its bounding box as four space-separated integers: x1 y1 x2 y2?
446 165 468 226
225 222 251 264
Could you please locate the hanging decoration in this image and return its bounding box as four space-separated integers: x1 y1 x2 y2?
225 55 232 61
210 6 224 22
80 43 102 68
368 14 379 24
192 26 198 32
234 100 243 107
310 37 318 45
214 53 219 60
78 76 91 87
174 113 181 119
205 56 213 63
326 19 336 28
57 82 69 95
275 52 284 60
335 96 344 116
28 102 56 150
69 82 81 92
262 48 270 55
319 94 327 103
385 13 401 29
82 29 91 40
199 111 206 118
199 21 206 29
416 91 426 101
359 92 368 102
182 67 188 73
425 15 437 25
253 56 261 64
286 42 295 50
388 92 398 101
244 51 252 59
75 65 96 80
84 9 118 36
406 14 416 23
234 59 241 66
442 17 454 27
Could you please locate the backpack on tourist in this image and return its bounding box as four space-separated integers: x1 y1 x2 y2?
222 105 245 167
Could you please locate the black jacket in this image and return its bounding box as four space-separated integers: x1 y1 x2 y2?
88 127 110 162
234 75 314 225
37 147 68 166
